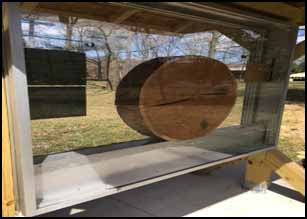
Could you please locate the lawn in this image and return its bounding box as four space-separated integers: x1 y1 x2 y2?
279 81 305 160
31 81 145 155
31 80 304 160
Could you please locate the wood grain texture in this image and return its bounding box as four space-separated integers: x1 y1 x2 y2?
116 56 237 140
245 149 305 196
265 149 305 196
2 77 16 217
244 152 273 191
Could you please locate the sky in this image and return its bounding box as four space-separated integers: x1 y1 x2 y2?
297 26 305 43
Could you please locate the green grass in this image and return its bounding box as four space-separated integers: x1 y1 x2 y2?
31 80 304 160
31 81 144 155
288 81 305 89
279 136 305 161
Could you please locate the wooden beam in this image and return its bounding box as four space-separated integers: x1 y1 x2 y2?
265 150 305 196
232 2 305 25
294 40 305 60
173 22 194 33
19 2 39 12
245 149 305 196
111 9 139 24
32 7 108 22
244 152 273 192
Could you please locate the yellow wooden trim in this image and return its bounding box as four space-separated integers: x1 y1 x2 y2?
265 149 305 196
2 77 16 217
245 149 305 195
245 152 273 188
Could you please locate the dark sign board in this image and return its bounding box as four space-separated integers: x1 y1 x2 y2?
25 48 86 120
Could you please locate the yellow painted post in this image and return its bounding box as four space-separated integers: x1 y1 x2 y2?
245 149 305 196
244 152 273 192
265 149 305 196
2 77 16 217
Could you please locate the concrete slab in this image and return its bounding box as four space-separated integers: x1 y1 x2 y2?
38 162 305 217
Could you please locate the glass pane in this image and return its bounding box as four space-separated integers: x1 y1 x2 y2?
21 7 269 210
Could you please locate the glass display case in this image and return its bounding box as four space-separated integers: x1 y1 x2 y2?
3 2 299 216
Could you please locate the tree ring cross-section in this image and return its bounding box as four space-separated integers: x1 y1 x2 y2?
116 56 237 140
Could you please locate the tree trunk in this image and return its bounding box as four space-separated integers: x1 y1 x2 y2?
28 17 35 47
105 54 113 90
65 22 73 49
60 16 78 50
100 29 113 90
208 31 220 58
97 61 102 81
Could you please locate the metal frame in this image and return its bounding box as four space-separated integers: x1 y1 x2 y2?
33 146 275 216
3 2 37 216
107 2 294 30
3 2 298 216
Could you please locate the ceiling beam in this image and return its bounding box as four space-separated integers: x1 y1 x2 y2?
31 7 109 23
232 2 305 25
111 9 139 24
19 2 39 12
173 22 194 33
294 40 305 60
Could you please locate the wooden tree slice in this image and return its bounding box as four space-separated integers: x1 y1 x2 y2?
115 56 237 140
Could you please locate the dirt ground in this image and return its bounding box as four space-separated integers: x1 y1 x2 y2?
279 103 305 160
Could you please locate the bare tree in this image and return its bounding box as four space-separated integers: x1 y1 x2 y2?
208 31 222 58
59 15 78 50
97 27 114 90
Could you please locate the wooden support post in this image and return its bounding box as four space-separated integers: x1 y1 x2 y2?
2 78 16 217
265 150 305 196
244 152 273 192
245 149 305 196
